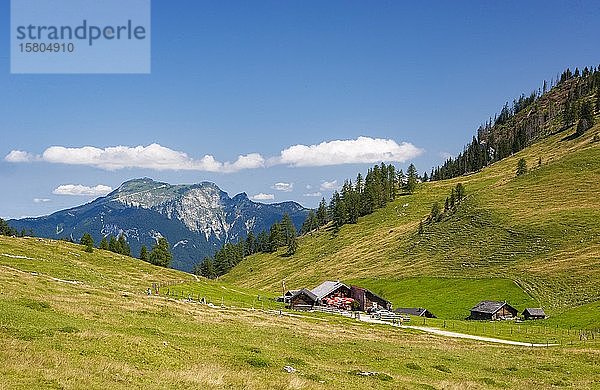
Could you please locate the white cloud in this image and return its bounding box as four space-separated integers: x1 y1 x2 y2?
274 136 423 167
52 184 113 196
5 150 36 162
320 180 339 191
223 153 266 172
271 182 293 192
5 136 422 172
303 192 322 197
250 193 275 201
33 198 51 203
306 184 312 190
4 144 264 173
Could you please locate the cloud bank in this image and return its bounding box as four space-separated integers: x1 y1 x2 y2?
4 137 422 173
53 184 113 196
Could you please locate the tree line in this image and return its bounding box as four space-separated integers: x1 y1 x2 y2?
303 162 420 233
0 218 33 238
194 162 422 279
431 66 600 182
79 232 172 268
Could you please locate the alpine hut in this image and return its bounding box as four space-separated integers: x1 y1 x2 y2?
469 301 518 320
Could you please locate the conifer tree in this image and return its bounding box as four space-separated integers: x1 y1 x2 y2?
576 100 595 136
197 257 216 279
99 236 109 250
516 158 528 177
430 202 442 222
0 218 17 236
301 211 318 234
108 236 118 252
316 198 328 227
117 234 131 256
245 231 257 256
455 183 466 201
139 245 148 261
397 169 406 191
149 237 172 268
406 164 418 194
268 222 283 252
278 214 299 255
80 232 94 253
257 230 270 253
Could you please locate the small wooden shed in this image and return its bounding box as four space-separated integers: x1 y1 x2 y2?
351 286 392 312
289 289 317 311
522 308 546 320
469 301 518 320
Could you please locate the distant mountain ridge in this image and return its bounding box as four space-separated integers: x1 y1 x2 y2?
9 178 309 272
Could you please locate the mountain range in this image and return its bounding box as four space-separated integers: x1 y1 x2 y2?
8 178 308 272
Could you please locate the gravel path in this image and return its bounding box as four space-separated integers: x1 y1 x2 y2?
401 325 557 347
358 316 557 347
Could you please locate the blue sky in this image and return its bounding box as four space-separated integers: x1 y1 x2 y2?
1 0 599 219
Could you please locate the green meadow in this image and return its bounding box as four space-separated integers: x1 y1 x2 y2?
1 123 599 389
1 236 599 389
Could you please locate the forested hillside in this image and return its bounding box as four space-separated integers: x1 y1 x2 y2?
431 66 599 180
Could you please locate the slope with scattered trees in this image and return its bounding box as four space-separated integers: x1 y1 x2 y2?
431 66 600 181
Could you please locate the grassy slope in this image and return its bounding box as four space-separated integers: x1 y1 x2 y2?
224 123 600 324
1 236 599 389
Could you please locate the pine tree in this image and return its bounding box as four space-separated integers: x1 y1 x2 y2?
257 230 270 253
397 169 406 190
99 236 109 250
0 218 17 236
286 232 298 256
516 158 528 177
405 164 418 194
148 237 172 268
316 198 328 227
268 223 283 252
330 191 348 228
108 236 118 252
563 101 576 127
80 232 94 253
197 257 217 279
596 88 600 113
430 202 442 222
301 211 318 235
576 100 595 136
245 231 257 256
455 183 466 201
116 234 131 256
139 245 148 261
